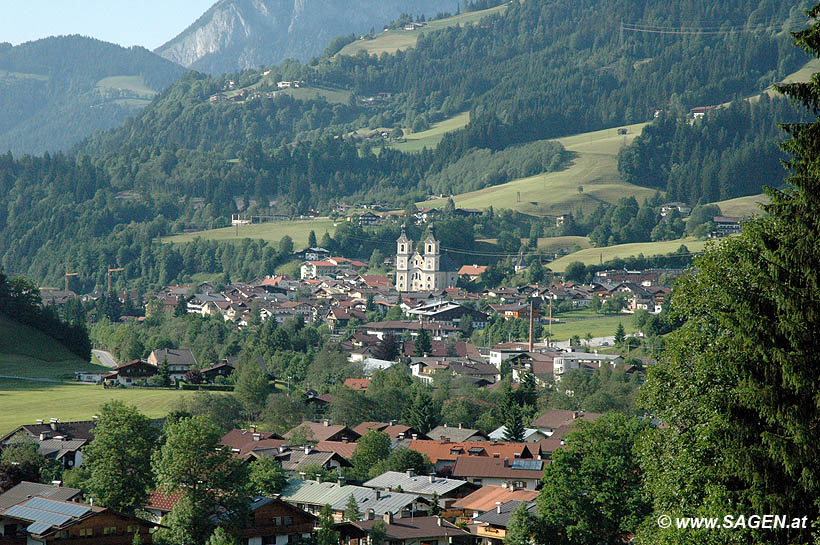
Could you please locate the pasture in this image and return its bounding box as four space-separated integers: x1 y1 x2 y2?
338 4 508 57
712 193 769 218
418 122 654 216
162 218 337 248
391 112 471 152
547 237 709 272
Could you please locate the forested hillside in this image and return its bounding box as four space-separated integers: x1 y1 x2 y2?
0 36 185 154
0 0 811 289
618 96 808 203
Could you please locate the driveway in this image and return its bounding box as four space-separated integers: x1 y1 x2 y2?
92 349 118 368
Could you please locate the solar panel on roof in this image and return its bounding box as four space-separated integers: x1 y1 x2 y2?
4 505 72 526
23 497 90 518
511 459 543 470
26 522 53 535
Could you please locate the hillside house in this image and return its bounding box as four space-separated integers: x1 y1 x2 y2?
103 359 157 386
147 348 198 381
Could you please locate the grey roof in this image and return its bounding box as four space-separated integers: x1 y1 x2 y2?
38 438 87 459
363 471 469 496
281 480 422 515
0 482 81 510
487 426 542 441
474 500 537 527
277 450 345 472
427 425 487 442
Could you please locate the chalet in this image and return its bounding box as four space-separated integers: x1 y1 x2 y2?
0 420 94 470
487 425 548 443
427 425 488 443
711 216 742 237
281 480 428 521
103 359 157 386
283 420 361 443
354 211 382 226
488 303 537 321
199 361 235 382
0 496 156 544
363 470 477 508
337 515 471 545
147 348 198 381
529 409 601 437
275 446 352 475
660 201 692 217
325 307 366 333
408 440 537 475
0 482 81 511
458 264 488 281
451 485 538 517
690 105 715 118
235 497 315 544
472 500 538 545
451 457 546 490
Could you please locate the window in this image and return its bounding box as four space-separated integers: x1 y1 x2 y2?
78 529 93 537
103 527 118 535
272 517 281 526
283 517 293 526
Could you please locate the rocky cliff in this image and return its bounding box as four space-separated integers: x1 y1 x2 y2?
155 0 460 74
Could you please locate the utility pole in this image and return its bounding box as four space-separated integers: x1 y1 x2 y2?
64 269 78 293
528 298 534 352
107 265 124 292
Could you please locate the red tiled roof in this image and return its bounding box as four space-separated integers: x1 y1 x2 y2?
458 265 488 276
451 456 546 480
452 485 539 511
343 378 371 391
408 440 536 464
145 490 183 512
315 440 357 460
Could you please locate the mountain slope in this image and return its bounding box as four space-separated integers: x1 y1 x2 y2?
155 0 460 74
0 36 185 155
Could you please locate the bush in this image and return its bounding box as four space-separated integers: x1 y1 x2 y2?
179 383 235 391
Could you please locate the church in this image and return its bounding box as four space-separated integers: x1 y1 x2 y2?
395 226 458 292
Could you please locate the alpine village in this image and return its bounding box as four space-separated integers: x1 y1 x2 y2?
2 1 820 544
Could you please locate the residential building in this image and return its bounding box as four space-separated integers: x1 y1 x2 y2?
529 409 601 437
0 482 81 511
337 515 472 545
283 420 361 443
408 440 537 475
103 359 157 386
300 261 337 279
451 485 539 517
146 348 198 381
487 426 548 443
0 496 156 544
281 480 427 521
236 497 316 545
458 264 487 281
472 500 538 545
552 352 623 380
428 425 488 443
363 470 477 508
451 457 546 489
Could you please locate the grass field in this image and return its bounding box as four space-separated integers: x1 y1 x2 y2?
547 314 637 341
419 122 655 216
338 4 508 57
276 86 352 104
0 315 104 380
391 112 470 152
163 218 337 248
0 70 48 82
548 237 709 272
713 193 769 218
0 379 200 435
95 75 156 97
478 236 591 253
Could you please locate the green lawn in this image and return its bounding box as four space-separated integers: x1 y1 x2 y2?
391 112 471 152
546 314 637 341
418 122 653 216
0 379 199 435
162 218 337 248
0 315 104 380
712 194 769 218
548 237 709 272
338 4 508 57
95 75 156 97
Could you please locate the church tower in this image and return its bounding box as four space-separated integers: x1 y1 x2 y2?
422 226 440 274
395 226 412 292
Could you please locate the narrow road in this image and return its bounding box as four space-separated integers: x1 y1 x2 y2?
92 349 118 368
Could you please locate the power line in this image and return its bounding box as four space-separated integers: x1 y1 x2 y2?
620 19 809 37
